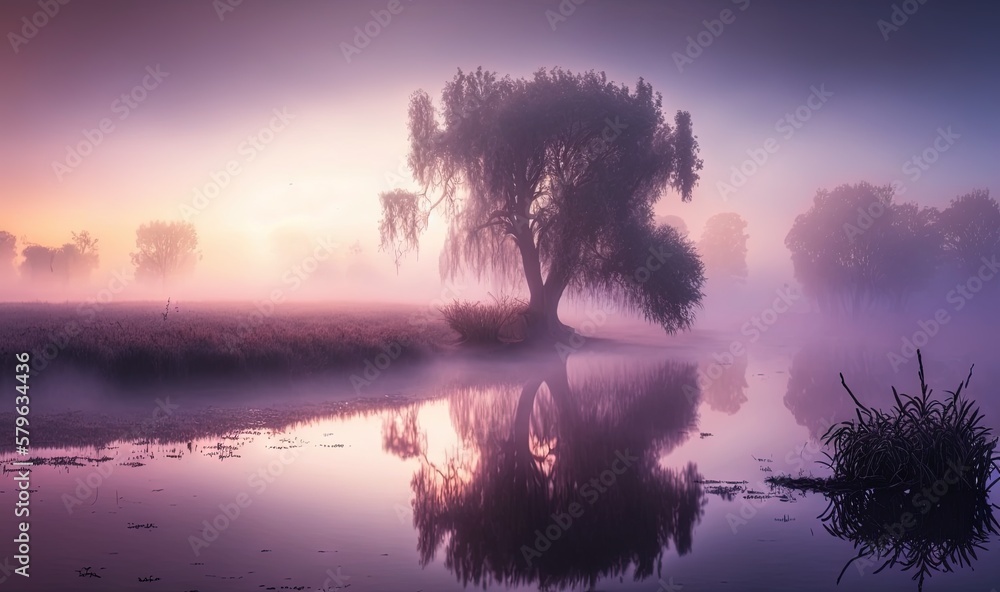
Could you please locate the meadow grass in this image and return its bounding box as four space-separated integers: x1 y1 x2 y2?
0 301 457 385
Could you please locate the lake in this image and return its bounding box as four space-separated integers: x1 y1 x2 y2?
4 333 999 592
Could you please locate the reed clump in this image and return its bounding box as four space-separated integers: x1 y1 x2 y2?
768 351 1000 590
771 351 997 493
439 294 528 344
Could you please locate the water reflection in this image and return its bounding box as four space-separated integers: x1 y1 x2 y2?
701 352 749 415
784 342 906 440
819 484 998 591
781 342 1000 591
384 352 706 590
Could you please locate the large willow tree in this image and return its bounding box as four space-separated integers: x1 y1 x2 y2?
379 67 705 339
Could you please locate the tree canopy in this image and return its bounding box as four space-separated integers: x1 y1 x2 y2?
697 212 748 284
0 231 16 278
17 230 99 285
785 182 940 316
130 220 200 284
379 67 705 338
936 188 1000 274
657 214 689 238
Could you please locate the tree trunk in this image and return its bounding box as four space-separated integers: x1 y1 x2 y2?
512 213 576 342
510 377 544 493
514 231 548 342
542 268 573 337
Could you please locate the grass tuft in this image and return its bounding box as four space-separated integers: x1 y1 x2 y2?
769 350 1000 590
438 293 528 344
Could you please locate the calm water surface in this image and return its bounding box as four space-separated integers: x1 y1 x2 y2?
4 338 999 592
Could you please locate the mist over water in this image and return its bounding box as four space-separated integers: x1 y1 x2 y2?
4 0 1000 590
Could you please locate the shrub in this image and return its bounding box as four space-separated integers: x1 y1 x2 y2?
769 351 999 589
439 294 528 344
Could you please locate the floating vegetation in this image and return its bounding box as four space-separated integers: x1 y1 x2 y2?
704 484 746 500
768 351 1000 591
2 455 113 467
76 567 101 578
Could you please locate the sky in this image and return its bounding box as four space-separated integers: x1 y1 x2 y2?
2 0 998 301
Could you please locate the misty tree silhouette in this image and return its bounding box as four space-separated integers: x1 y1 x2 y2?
384 353 706 590
784 342 914 441
701 353 749 415
378 67 705 341
936 188 1000 276
18 230 100 285
698 212 749 285
785 182 940 317
0 231 17 278
130 220 200 286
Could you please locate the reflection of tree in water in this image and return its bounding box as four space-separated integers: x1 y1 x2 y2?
382 407 425 460
383 354 706 590
784 343 911 440
701 354 748 415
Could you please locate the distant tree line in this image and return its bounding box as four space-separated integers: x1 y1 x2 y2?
786 182 1000 317
0 220 201 290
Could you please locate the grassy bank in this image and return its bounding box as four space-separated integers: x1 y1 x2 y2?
0 301 458 385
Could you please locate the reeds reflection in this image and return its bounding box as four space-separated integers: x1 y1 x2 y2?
777 350 1000 591
819 482 998 591
383 352 706 590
